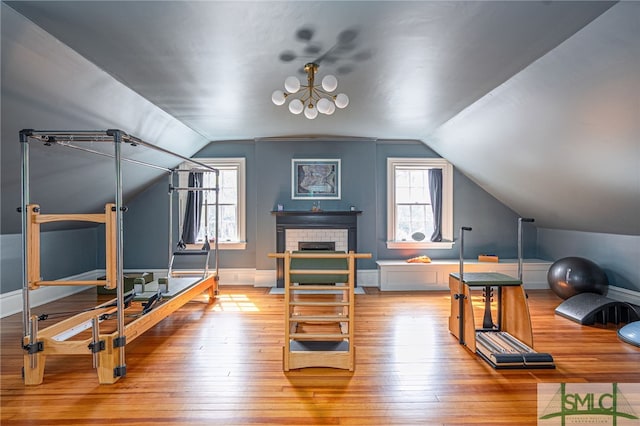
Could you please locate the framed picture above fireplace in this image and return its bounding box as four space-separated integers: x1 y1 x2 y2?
291 159 341 200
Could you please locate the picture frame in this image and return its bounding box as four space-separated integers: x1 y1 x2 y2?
291 159 341 200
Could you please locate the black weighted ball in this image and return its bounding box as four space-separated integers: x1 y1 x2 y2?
547 256 608 300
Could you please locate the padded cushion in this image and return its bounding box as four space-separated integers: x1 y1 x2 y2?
555 292 639 325
618 321 640 347
289 251 348 284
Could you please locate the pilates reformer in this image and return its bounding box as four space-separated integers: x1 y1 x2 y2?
448 219 555 369
18 129 221 384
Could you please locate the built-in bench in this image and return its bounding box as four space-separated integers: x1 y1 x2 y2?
376 259 552 291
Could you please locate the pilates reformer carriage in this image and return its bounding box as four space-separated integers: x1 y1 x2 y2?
18 129 221 384
449 219 555 369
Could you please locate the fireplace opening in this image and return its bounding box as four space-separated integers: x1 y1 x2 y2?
298 241 335 251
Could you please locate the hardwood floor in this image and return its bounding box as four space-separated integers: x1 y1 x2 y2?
1 286 638 425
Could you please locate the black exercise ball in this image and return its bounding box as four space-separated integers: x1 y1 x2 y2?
547 256 609 300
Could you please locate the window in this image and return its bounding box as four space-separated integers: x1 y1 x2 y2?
387 158 453 249
179 158 246 250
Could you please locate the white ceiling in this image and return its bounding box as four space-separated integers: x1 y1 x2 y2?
2 1 638 235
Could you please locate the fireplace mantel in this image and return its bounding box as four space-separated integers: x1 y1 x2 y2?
272 211 362 215
271 210 361 287
272 210 361 225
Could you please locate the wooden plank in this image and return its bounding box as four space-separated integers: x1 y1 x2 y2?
37 307 116 340
104 203 116 290
290 315 346 322
27 204 41 289
289 301 349 307
2 287 639 424
35 280 107 287
501 285 534 347
289 285 349 291
290 333 347 339
35 213 107 224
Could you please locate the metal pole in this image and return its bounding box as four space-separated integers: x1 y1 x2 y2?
20 131 31 337
518 218 535 282
119 132 218 174
168 172 173 269
25 130 219 175
52 141 172 172
113 130 126 378
214 170 220 280
459 226 472 284
457 226 471 345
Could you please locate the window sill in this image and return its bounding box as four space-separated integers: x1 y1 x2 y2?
185 242 247 251
386 240 454 250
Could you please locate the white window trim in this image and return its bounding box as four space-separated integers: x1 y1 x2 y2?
386 157 454 249
178 158 246 250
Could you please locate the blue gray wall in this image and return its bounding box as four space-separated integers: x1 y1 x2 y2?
4 138 638 295
122 138 536 274
538 229 639 292
0 227 98 293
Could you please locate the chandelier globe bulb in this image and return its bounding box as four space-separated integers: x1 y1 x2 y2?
316 98 332 114
288 98 304 114
335 93 349 109
284 76 301 93
304 105 319 119
325 102 336 115
271 90 286 106
321 75 338 92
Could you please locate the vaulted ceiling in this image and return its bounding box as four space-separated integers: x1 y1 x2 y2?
2 1 638 235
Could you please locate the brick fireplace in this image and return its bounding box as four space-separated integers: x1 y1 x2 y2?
272 210 361 287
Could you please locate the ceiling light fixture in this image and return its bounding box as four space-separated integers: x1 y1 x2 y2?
272 62 349 119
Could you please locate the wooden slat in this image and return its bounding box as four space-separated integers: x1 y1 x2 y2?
290 315 346 322
289 285 349 291
34 213 107 224
290 333 347 340
34 280 107 287
104 203 116 290
289 301 349 307
27 204 41 289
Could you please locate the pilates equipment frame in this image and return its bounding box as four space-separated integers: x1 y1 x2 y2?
19 129 220 384
448 222 554 369
268 251 371 371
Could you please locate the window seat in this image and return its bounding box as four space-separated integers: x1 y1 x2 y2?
376 259 552 291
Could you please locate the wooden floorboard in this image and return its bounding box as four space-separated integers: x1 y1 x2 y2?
1 286 638 425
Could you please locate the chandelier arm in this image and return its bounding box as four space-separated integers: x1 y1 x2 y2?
274 62 347 115
312 87 336 99
298 92 312 105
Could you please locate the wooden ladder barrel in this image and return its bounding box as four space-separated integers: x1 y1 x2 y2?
268 250 371 371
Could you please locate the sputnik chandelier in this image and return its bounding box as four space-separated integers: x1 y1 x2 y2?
271 62 349 119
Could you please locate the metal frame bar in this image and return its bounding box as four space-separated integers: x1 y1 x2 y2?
517 217 535 282
19 128 221 383
167 168 220 281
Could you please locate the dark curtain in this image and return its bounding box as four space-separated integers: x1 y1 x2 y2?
428 168 443 242
178 172 204 248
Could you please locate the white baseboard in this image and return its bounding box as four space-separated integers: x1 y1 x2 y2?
0 270 101 318
607 285 640 306
217 268 261 286
254 270 277 287
357 269 379 287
